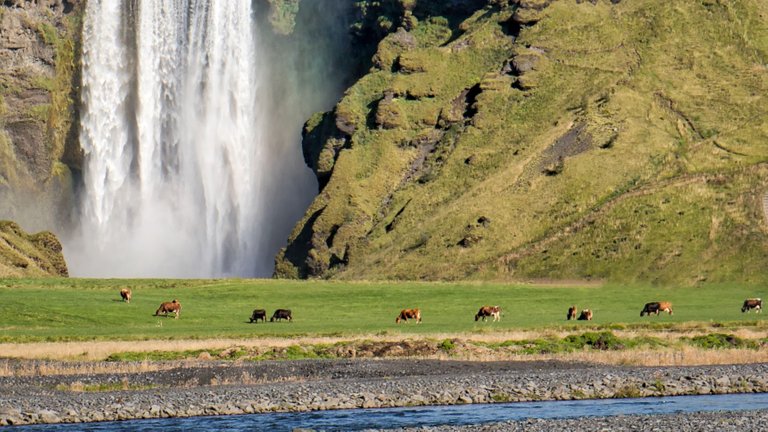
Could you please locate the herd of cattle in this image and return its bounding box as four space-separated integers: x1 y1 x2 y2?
117 288 763 323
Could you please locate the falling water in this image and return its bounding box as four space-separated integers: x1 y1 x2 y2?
72 0 280 277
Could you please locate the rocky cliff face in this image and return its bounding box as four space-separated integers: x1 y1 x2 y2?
276 0 768 284
0 0 83 231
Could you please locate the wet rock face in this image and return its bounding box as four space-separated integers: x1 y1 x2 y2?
6 119 50 181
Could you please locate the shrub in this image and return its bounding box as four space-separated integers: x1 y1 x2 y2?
564 331 624 351
438 338 456 352
686 333 757 349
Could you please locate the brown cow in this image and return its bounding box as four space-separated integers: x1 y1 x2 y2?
475 305 501 322
640 301 673 316
155 299 181 319
396 308 422 324
567 305 578 320
120 288 132 303
742 298 762 313
577 309 593 321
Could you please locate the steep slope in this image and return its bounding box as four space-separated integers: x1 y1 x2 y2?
0 220 67 277
276 0 768 285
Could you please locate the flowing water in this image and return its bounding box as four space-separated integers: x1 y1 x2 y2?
71 0 313 277
11 393 768 431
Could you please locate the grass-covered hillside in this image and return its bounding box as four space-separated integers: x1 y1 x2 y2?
0 221 68 277
276 0 768 284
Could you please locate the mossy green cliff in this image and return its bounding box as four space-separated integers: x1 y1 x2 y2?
276 0 768 284
0 220 67 277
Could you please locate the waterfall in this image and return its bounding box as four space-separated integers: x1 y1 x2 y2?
73 0 276 277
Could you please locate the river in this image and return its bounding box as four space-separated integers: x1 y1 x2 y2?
11 393 768 431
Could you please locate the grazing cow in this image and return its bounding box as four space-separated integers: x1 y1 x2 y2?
577 309 593 321
475 305 501 322
249 309 267 323
154 299 181 319
396 308 422 324
741 298 762 313
270 309 292 322
640 301 673 316
120 288 132 303
567 305 578 320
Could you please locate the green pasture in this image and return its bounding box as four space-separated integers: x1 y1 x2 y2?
0 279 765 342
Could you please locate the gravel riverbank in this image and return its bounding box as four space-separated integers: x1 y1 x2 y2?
385 410 768 432
1 359 767 426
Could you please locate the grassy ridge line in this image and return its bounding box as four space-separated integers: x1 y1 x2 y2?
0 279 764 343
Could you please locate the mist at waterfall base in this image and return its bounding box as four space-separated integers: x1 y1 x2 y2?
64 1 352 278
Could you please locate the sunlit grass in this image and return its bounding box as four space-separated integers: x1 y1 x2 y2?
0 278 764 344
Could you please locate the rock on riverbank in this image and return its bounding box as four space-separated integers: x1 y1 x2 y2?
0 359 767 425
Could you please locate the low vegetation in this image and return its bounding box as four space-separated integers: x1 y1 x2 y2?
100 331 767 363
684 333 760 350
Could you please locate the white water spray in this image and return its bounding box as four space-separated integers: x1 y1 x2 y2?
72 0 280 277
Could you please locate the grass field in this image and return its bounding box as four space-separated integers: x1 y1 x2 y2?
0 278 765 343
